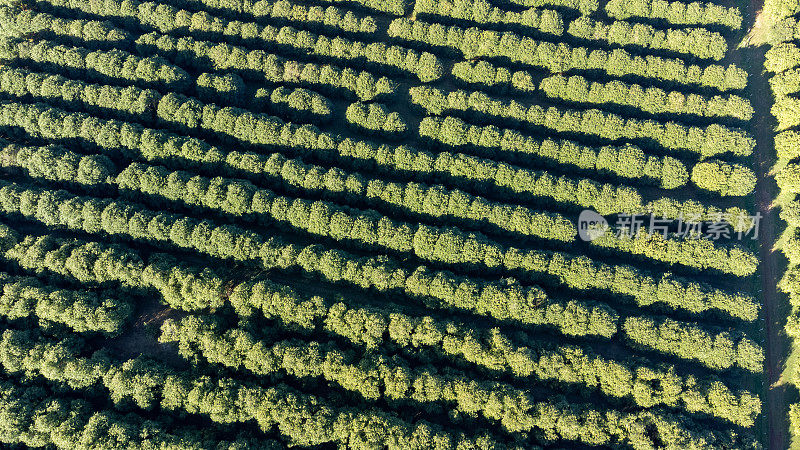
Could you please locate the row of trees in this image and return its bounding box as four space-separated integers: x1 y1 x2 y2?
763 0 800 439
0 221 765 428
411 85 755 159
509 0 599 14
387 18 748 92
604 0 743 30
0 179 758 322
133 2 444 82
0 5 129 46
0 143 115 188
539 74 754 121
171 0 379 34
568 16 727 61
588 227 758 276
0 38 191 92
152 94 580 244
690 159 757 197
0 325 757 448
413 0 564 36
4 181 606 332
224 277 760 427
134 31 394 100
0 100 748 248
418 114 690 189
1 231 227 313
162 313 582 434
0 272 131 334
263 85 333 122
0 378 281 449
623 316 764 372
0 65 160 122
451 60 537 92
0 100 581 245
0 329 496 449
345 101 407 136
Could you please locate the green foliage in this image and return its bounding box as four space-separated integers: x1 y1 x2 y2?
0 378 280 449
414 0 564 35
451 60 537 92
623 316 764 372
568 16 727 60
0 5 130 44
0 272 131 334
0 37 191 91
388 18 747 91
540 74 753 121
224 277 760 426
589 229 758 276
0 66 159 122
605 0 742 30
0 181 758 321
345 101 407 136
135 2 441 82
691 159 757 197
134 31 395 100
0 143 115 188
412 85 754 158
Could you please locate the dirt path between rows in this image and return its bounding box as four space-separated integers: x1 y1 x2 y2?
740 3 789 447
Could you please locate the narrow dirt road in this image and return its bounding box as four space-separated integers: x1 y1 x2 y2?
740 3 789 445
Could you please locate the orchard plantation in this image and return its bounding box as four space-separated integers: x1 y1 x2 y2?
0 0 798 447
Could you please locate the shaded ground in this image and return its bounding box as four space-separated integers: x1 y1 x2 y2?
739 5 791 447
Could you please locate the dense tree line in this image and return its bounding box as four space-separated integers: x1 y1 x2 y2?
0 99 749 247
604 0 742 29
690 159 757 197
588 229 758 276
451 60 537 92
508 0 598 14
0 100 756 298
225 277 761 427
0 37 191 92
411 85 755 159
345 101 407 137
2 181 610 332
161 314 581 434
419 115 694 190
568 16 727 60
0 143 115 189
132 3 443 82
133 31 394 100
413 0 564 36
0 66 159 122
0 180 759 322
2 232 227 312
387 18 748 92
623 316 764 372
0 326 759 448
0 378 280 449
0 272 131 334
0 329 500 449
0 5 130 47
0 101 583 244
539 74 754 121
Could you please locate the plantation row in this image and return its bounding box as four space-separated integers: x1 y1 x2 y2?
0 0 766 446
0 131 759 321
0 71 753 242
0 224 764 428
387 18 748 92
